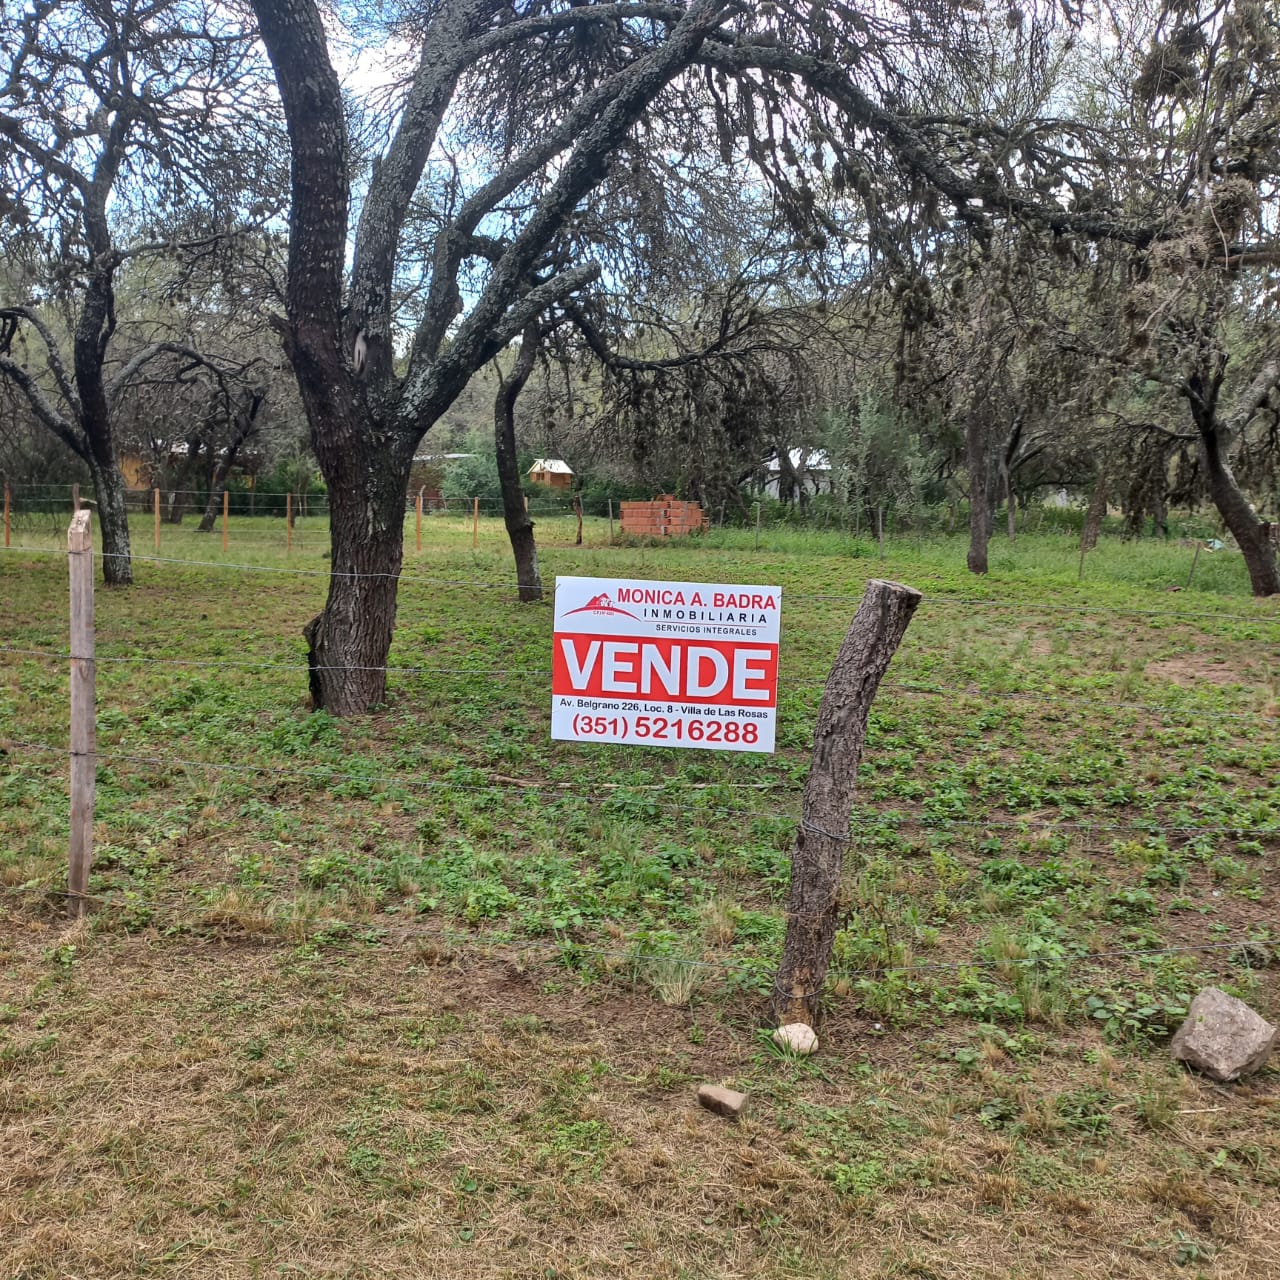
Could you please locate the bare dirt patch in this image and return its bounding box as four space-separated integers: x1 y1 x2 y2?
1145 654 1258 687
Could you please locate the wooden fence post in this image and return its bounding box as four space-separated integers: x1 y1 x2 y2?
286 492 293 554
574 493 583 546
416 488 423 553
608 498 614 541
771 578 923 1027
153 486 160 552
68 510 96 918
3 480 10 548
222 488 229 552
1187 541 1202 589
472 496 479 550
754 501 762 550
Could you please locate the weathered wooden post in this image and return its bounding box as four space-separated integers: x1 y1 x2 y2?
608 498 614 541
574 493 583 546
153 486 161 552
222 489 229 552
68 510 96 918
772 579 923 1027
3 480 10 548
472 496 479 550
416 488 424 553
1186 540 1203 589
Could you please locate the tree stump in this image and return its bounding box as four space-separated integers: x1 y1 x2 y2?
772 578 923 1027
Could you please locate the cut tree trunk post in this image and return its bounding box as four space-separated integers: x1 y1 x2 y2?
772 579 923 1027
68 509 96 918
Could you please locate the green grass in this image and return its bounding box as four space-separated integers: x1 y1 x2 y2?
0 511 1278 1277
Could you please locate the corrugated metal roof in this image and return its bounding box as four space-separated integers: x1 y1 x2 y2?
529 458 574 475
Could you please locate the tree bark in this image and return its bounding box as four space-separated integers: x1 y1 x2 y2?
495 327 542 602
198 393 262 533
87 452 132 586
1187 366 1280 597
302 430 416 715
772 579 924 1027
965 409 988 574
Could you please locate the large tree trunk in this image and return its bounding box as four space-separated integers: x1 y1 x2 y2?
1187 363 1280 597
495 328 542 603
1199 428 1280 596
965 410 988 574
303 439 414 714
87 452 133 587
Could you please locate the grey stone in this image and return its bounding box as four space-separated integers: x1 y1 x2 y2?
697 1083 747 1118
1170 987 1277 1083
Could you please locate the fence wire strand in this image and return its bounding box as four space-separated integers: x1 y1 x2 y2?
3 737 1277 838
1 880 1270 989
3 540 1278 625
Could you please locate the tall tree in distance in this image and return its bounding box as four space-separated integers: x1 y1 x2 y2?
0 0 278 583
258 0 1249 712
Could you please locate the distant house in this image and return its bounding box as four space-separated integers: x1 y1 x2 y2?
762 448 833 499
528 458 574 490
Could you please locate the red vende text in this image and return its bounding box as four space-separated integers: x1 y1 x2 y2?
552 634 778 707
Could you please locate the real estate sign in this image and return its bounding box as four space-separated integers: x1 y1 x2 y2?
552 575 781 753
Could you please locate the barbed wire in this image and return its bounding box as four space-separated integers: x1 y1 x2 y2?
4 736 1276 838
4 541 1278 625
1 880 1270 986
1 642 1273 725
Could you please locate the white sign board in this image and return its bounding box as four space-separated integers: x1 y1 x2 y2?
552 575 781 752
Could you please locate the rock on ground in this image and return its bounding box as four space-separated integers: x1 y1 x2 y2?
1170 987 1277 1083
773 1023 819 1055
697 1083 747 1118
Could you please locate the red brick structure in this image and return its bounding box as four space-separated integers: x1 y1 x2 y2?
619 495 708 537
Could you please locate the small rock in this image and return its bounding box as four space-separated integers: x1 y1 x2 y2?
1170 987 1277 1083
697 1083 747 1118
773 1023 818 1055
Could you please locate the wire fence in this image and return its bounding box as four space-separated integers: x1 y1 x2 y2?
3 737 1277 844
2 515 1277 1015
1 877 1270 994
3 538 1278 628
1 641 1274 725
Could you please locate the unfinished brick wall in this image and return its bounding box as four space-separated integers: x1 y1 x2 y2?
619 496 708 538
